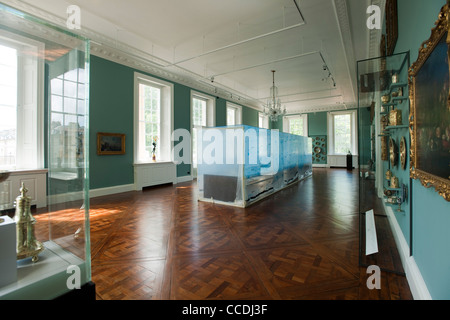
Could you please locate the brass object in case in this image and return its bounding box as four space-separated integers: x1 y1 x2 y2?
14 183 44 262
381 136 388 161
391 176 399 189
389 138 398 167
381 115 389 134
386 169 393 180
400 137 407 170
389 109 402 126
392 73 399 84
381 94 390 104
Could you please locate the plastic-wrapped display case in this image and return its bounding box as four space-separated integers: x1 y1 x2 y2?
197 125 312 207
357 51 410 273
0 4 91 299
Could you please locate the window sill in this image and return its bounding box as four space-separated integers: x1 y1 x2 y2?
4 168 48 176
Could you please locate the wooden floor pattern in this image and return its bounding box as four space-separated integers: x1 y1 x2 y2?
38 168 413 300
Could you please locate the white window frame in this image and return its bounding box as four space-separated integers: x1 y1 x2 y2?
283 114 308 136
226 102 242 126
0 30 44 171
134 72 174 164
327 110 358 155
191 91 216 176
258 112 269 129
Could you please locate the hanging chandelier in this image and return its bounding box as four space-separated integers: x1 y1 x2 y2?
263 70 286 122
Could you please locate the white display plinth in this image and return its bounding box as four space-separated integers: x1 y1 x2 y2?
0 241 86 300
0 216 17 288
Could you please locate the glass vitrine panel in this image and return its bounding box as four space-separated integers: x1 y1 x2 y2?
357 52 410 274
0 4 90 299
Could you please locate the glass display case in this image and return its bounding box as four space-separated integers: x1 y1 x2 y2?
357 51 410 273
0 4 91 299
197 125 313 207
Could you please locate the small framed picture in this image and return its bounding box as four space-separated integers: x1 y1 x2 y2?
97 132 125 155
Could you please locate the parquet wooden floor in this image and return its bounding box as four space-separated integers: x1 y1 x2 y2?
33 168 413 300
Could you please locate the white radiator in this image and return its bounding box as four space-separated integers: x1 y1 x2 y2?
327 155 359 168
134 162 176 190
0 169 47 210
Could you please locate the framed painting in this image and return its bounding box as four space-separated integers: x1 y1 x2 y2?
409 3 450 202
97 132 126 155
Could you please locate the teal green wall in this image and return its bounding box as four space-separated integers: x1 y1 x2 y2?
89 55 260 188
308 112 328 136
90 56 135 190
242 106 259 127
393 0 450 299
215 98 227 127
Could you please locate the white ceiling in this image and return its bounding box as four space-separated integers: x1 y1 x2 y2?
4 0 383 113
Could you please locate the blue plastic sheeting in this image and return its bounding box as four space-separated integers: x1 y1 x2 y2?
197 125 312 207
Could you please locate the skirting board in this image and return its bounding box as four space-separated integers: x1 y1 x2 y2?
383 201 432 300
176 175 193 184
47 184 136 205
47 176 192 205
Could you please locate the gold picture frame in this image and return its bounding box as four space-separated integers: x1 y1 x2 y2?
386 0 398 56
97 132 126 155
409 3 450 202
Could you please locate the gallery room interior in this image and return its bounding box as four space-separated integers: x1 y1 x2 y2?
0 0 449 301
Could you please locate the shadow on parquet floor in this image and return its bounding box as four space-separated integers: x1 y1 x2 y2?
39 168 414 300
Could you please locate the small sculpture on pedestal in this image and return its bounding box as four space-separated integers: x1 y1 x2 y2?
14 183 44 262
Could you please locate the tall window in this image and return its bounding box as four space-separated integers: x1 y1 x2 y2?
0 44 17 168
0 34 43 170
192 96 206 170
334 114 351 154
226 103 242 126
283 114 308 136
138 83 161 158
134 72 173 163
259 113 269 129
191 91 215 174
50 68 86 169
328 110 357 155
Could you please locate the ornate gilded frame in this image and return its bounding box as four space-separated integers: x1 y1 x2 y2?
409 3 450 202
386 0 398 56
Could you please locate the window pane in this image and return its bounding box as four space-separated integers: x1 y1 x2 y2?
289 118 304 136
227 107 236 125
64 97 77 114
51 95 63 112
64 69 78 82
193 98 206 126
51 78 63 96
64 80 78 98
77 83 85 100
77 99 85 115
139 83 161 160
49 68 86 169
51 112 63 129
259 114 269 129
0 45 17 168
334 114 351 154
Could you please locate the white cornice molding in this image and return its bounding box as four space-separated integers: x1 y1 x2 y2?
1 0 364 114
0 0 263 111
288 102 357 115
332 0 358 105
